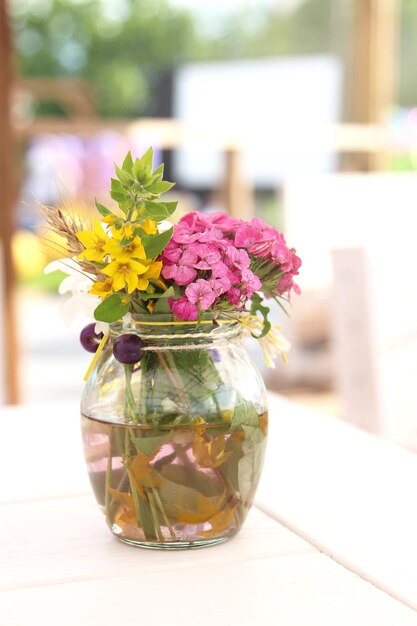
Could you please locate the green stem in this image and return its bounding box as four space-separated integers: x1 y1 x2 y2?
124 427 161 541
152 487 176 541
157 351 189 412
121 428 144 530
140 353 149 421
104 427 113 521
125 464 145 528
147 489 164 541
124 364 140 422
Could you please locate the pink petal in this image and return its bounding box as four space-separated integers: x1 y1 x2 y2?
169 297 199 321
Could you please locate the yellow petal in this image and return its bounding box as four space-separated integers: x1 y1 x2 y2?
76 230 96 248
81 248 107 262
89 278 113 299
93 219 107 240
130 453 164 489
111 226 124 240
129 259 148 274
108 487 135 510
112 271 126 291
192 430 233 468
103 239 122 257
137 277 149 290
125 270 138 293
141 219 157 235
143 261 162 280
131 241 146 260
102 261 118 277
173 493 226 525
125 224 135 239
197 507 236 537
101 215 118 225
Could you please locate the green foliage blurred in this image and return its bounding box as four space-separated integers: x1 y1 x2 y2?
10 0 417 118
10 0 341 118
12 0 197 116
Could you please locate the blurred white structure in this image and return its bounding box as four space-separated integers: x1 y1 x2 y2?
173 56 342 187
283 173 417 449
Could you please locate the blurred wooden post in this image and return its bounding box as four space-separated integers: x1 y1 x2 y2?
0 0 19 403
349 0 398 170
223 149 254 219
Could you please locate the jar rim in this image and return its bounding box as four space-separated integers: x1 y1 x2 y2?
109 314 243 343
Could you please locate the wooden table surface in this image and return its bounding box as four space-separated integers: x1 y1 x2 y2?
1 393 416 625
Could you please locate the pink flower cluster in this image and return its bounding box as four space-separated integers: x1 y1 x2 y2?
161 212 301 321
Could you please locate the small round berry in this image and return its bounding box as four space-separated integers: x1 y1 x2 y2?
80 324 104 353
113 334 145 364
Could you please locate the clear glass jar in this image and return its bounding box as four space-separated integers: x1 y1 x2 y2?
81 316 268 549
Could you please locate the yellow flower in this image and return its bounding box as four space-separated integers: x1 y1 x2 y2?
140 219 157 235
192 430 233 468
76 220 109 262
104 236 146 261
89 277 113 300
101 215 118 226
240 315 290 368
102 258 148 293
137 261 163 291
112 220 136 240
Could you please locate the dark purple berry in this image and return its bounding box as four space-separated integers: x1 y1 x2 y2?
113 334 145 364
80 324 104 353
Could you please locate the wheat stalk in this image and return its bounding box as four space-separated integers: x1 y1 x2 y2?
39 203 105 279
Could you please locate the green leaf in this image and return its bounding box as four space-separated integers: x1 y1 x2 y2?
152 163 164 181
137 286 174 301
274 295 290 317
249 292 271 338
142 227 173 259
131 433 171 457
238 427 266 506
133 157 146 182
115 164 133 186
147 181 175 194
110 190 127 203
142 201 171 221
130 298 148 314
119 199 133 214
111 178 124 192
160 466 220 498
122 151 134 173
162 201 178 216
153 296 173 314
110 178 127 203
231 393 260 430
95 200 112 217
94 294 129 323
141 147 154 174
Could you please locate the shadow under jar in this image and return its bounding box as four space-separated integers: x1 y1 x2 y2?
81 316 268 549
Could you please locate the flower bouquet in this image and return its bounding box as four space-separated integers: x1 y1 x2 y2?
44 149 301 548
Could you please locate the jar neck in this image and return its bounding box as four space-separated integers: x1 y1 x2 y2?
109 315 243 346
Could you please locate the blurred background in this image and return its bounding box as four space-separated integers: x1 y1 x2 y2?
1 0 417 450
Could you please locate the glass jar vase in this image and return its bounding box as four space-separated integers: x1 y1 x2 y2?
81 317 268 549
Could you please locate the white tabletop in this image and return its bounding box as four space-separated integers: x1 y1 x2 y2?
0 393 416 625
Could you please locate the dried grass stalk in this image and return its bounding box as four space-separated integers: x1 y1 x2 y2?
39 203 105 279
